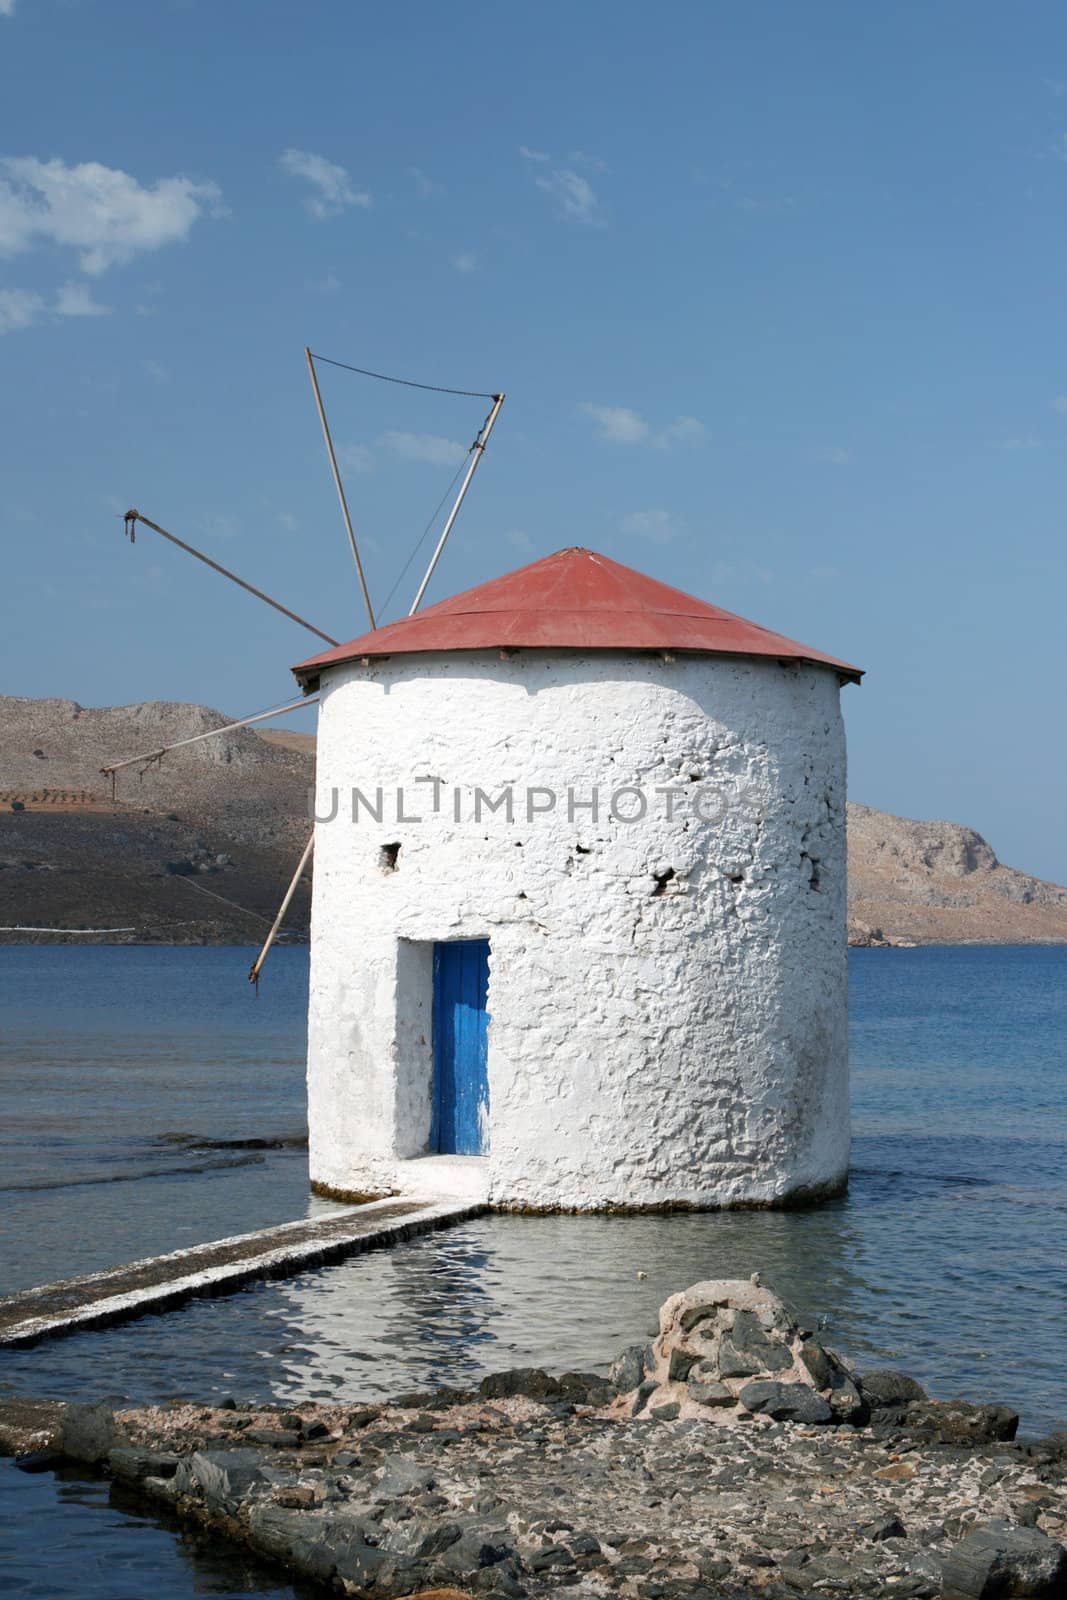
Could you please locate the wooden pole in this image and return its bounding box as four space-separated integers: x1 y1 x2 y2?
123 511 338 646
408 393 505 614
248 832 314 989
304 348 376 631
100 695 319 781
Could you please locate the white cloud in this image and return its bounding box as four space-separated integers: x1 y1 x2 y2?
279 148 370 219
0 1 15 16
567 150 609 173
519 145 550 163
506 529 534 552
581 403 649 444
409 165 445 198
55 279 109 317
144 359 169 382
534 167 603 225
1051 394 1067 413
0 156 222 275
1000 435 1041 450
620 508 682 543
0 286 44 333
823 446 851 465
379 430 468 467
307 271 341 294
581 403 707 449
659 415 707 447
451 249 478 274
340 443 376 475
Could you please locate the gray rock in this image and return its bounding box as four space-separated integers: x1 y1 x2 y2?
382 1516 463 1557
940 1521 1067 1599
183 1449 269 1513
248 1503 336 1582
333 1540 390 1589
649 1402 681 1421
631 1379 658 1417
688 1379 736 1408
375 1457 436 1497
801 1340 833 1388
610 1345 649 1393
56 1403 124 1465
864 1515 908 1542
860 1369 928 1407
245 1427 301 1448
437 1527 514 1574
828 1376 870 1425
680 1301 726 1332
558 1371 615 1406
717 1336 764 1378
739 1381 834 1425
732 1309 789 1358
479 1369 560 1401
906 1400 1019 1446
107 1446 179 1481
529 1544 574 1572
668 1348 698 1382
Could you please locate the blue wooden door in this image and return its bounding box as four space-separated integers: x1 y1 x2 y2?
432 939 490 1155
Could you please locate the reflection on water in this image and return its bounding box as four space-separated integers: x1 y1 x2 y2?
5 1138 1066 1431
0 1461 305 1600
1 946 1066 1436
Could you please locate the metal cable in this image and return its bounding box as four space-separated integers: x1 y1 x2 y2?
378 458 469 619
308 350 499 401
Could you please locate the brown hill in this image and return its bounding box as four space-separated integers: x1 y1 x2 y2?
0 696 315 944
2 696 1065 946
846 802 1067 946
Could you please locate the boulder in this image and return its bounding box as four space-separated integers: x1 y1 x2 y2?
904 1400 1019 1446
860 1369 928 1408
738 1381 834 1425
55 1403 125 1465
479 1369 560 1401
179 1448 269 1513
940 1521 1067 1599
611 1279 843 1425
610 1345 649 1393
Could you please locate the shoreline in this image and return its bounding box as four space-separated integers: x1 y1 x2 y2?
4 1280 1065 1600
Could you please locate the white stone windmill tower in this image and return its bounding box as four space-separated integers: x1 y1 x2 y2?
291 549 862 1212
110 352 862 1214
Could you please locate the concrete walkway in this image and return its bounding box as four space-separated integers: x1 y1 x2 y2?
0 1195 488 1348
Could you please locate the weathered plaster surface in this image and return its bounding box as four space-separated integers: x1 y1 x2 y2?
305 650 849 1210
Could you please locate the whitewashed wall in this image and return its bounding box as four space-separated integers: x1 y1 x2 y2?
305 650 850 1210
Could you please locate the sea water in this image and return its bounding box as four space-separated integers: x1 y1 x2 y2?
1 944 1065 1596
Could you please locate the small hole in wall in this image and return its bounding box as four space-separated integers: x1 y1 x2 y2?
378 842 401 872
575 843 592 855
517 891 527 900
652 867 676 897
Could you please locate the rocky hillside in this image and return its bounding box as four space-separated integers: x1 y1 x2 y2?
2 695 1065 945
0 696 315 944
847 803 1067 946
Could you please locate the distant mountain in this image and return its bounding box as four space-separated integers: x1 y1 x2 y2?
846 802 1067 946
0 696 315 944
2 696 1065 946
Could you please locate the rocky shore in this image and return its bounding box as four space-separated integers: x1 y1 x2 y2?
4 1280 1066 1600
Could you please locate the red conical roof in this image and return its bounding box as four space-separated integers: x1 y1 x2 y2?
292 548 863 688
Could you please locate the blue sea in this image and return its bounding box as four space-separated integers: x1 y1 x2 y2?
1 944 1066 1598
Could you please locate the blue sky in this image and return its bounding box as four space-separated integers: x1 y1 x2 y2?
2 1 1066 882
